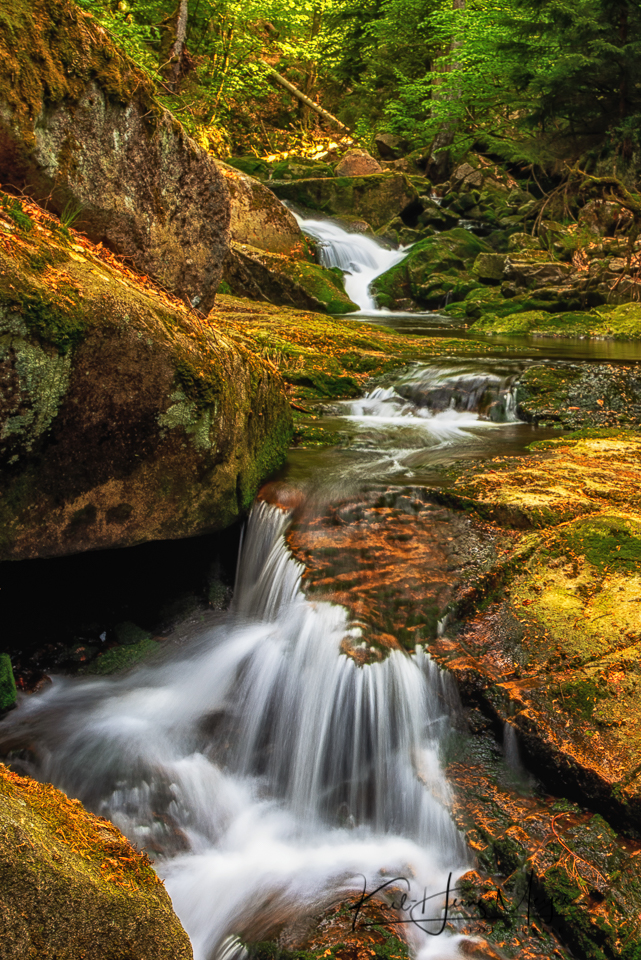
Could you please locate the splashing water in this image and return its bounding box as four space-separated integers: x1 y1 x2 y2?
1 502 470 960
293 213 406 311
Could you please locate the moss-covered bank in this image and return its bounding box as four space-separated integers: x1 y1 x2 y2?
0 762 193 958
432 431 641 837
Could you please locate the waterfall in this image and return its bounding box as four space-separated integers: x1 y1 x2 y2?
292 213 406 312
0 501 469 960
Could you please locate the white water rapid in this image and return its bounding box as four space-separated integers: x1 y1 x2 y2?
2 501 470 960
293 212 407 311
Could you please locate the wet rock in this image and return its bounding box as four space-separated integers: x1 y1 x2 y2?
374 133 409 160
579 199 633 237
473 253 508 284
269 174 419 230
287 489 498 656
223 243 358 313
372 227 489 309
247 895 410 960
0 0 229 312
516 363 641 428
503 259 574 290
0 192 292 561
446 732 641 960
334 149 383 176
216 162 307 257
436 432 641 832
81 638 159 675
0 763 193 958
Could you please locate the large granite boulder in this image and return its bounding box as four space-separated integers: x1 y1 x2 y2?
269 173 419 230
0 193 292 561
223 243 358 314
215 162 307 257
0 0 230 312
334 149 382 176
0 762 193 959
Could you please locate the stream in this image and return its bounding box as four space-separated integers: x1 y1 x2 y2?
0 217 623 959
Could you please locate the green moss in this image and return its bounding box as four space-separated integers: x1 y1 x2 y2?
284 370 360 398
0 654 17 712
0 0 157 145
226 157 270 178
81 638 159 675
0 763 192 958
561 516 641 573
0 289 88 353
0 194 33 231
373 227 490 307
113 621 151 646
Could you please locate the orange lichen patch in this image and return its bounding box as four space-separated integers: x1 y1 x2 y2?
211 294 501 403
0 762 159 890
281 896 410 960
286 492 497 655
446 750 641 960
448 432 641 527
434 431 641 830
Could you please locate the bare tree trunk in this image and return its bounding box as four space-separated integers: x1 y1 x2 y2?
169 0 189 90
428 0 465 182
301 4 322 128
263 63 351 133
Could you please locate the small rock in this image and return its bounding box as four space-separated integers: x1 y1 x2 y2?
374 133 409 160
334 149 382 177
473 252 508 283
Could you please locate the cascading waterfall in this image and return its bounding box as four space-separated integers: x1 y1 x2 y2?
0 501 469 960
293 212 406 312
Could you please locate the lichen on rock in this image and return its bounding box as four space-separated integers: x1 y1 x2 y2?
0 762 193 958
0 0 230 311
0 192 292 561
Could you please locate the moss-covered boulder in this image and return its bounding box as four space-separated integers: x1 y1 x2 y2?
0 655 16 712
372 227 489 308
0 762 193 958
223 243 358 313
216 162 307 257
0 0 230 312
0 192 292 561
268 157 335 180
269 173 419 230
434 432 641 831
515 363 641 428
469 301 641 339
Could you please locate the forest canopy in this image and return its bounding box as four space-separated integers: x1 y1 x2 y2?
77 0 641 174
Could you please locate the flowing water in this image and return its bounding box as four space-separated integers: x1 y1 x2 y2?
0 218 588 957
293 212 406 313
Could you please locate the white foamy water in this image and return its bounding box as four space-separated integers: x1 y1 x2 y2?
1 502 470 960
293 213 406 311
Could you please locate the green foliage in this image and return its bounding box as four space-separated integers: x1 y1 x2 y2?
0 655 17 712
